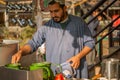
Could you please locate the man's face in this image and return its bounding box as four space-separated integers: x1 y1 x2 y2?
48 3 67 23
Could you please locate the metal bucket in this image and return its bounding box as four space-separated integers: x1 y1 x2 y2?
101 58 120 80
0 40 19 66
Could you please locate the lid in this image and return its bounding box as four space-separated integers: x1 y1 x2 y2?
3 40 19 44
102 58 119 64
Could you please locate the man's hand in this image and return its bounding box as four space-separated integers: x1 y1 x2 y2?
11 44 32 63
67 46 92 69
67 55 80 69
11 50 22 63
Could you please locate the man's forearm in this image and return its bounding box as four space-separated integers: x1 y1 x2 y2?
20 44 32 56
67 46 92 69
76 46 92 59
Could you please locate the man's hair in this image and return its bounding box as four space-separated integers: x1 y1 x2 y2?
48 0 65 9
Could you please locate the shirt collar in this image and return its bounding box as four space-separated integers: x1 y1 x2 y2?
60 16 69 23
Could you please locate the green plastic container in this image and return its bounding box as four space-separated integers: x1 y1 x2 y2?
30 62 54 80
5 63 21 70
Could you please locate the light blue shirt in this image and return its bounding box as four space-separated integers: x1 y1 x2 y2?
28 15 95 78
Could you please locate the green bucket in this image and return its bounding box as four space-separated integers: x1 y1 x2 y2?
30 62 54 80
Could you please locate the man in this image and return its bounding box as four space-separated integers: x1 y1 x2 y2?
11 0 94 78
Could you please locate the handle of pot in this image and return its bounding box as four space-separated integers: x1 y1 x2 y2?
43 67 51 77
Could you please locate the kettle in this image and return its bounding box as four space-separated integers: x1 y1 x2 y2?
55 62 76 79
101 58 120 80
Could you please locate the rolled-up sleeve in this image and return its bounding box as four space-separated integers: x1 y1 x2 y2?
27 26 46 53
82 20 95 49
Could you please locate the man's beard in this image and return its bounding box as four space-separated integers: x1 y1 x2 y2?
52 17 62 23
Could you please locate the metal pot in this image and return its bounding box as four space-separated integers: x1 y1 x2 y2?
101 58 120 80
0 40 19 66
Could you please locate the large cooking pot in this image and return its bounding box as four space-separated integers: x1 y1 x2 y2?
101 58 120 80
0 40 19 66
